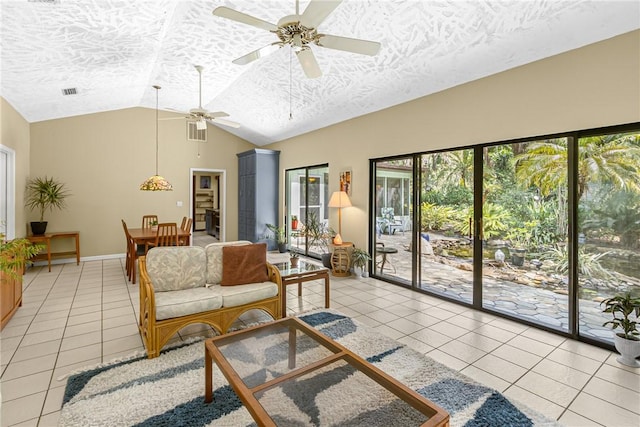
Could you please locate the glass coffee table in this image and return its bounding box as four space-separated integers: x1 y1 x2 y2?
204 317 449 426
273 260 330 316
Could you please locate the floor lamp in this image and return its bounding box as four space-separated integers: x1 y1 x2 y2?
328 191 352 244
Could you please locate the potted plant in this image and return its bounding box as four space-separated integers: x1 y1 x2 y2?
507 227 530 267
25 176 70 235
289 250 299 268
1 225 43 278
291 215 299 230
351 247 371 278
266 224 287 253
601 292 640 368
302 213 335 268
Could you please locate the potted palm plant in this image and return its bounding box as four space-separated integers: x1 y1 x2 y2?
25 176 70 235
302 213 335 268
266 224 287 253
601 292 640 368
1 237 42 278
351 247 371 278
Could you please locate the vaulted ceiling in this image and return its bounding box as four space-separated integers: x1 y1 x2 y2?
1 1 638 146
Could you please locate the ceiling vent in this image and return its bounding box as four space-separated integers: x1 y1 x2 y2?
187 121 206 142
61 87 77 96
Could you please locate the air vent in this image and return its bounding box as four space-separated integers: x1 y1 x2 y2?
28 0 59 3
61 87 77 96
187 121 207 142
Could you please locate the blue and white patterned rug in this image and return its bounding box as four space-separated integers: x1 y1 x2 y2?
59 310 559 426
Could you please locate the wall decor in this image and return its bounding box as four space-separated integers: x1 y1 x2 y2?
200 176 211 189
340 169 352 196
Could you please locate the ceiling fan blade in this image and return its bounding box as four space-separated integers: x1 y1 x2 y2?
315 34 381 56
158 117 188 121
296 48 322 79
212 6 278 32
209 118 241 129
300 0 342 29
207 111 230 118
232 42 283 65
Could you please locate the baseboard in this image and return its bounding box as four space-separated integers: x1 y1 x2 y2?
31 253 126 267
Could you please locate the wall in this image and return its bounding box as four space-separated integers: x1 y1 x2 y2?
29 108 255 257
0 98 31 238
266 30 640 250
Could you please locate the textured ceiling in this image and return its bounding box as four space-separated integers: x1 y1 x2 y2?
1 1 639 146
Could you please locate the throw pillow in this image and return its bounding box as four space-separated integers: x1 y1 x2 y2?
220 242 269 286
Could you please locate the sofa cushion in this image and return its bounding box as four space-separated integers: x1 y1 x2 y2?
221 243 269 286
146 246 207 292
154 287 222 320
204 240 252 285
210 282 278 308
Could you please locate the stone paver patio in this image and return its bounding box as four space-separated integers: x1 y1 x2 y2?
374 231 620 343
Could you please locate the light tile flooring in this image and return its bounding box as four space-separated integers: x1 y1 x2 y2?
1 258 640 427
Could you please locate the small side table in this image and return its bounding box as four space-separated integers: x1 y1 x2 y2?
376 246 398 274
330 242 352 277
274 260 330 317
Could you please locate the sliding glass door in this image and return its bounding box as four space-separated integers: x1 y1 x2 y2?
417 150 474 303
370 125 639 349
577 131 640 344
372 158 413 283
481 140 569 332
285 164 329 258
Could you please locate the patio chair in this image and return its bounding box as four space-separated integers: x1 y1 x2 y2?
388 216 410 235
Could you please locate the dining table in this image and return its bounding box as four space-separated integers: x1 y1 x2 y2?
128 227 191 247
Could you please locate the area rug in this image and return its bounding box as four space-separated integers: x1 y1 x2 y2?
59 310 559 426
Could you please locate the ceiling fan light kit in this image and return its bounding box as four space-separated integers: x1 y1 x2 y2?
140 85 173 191
160 65 240 130
212 0 381 79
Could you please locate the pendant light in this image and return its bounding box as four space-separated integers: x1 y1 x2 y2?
140 85 173 191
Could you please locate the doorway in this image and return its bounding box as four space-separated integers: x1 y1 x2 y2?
0 145 15 240
190 168 226 242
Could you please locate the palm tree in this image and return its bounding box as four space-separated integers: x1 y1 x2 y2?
515 134 640 201
438 149 474 188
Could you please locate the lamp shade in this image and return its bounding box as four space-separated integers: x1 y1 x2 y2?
141 85 172 191
139 175 173 191
328 191 352 208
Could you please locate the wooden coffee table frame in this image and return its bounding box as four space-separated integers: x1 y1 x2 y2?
204 317 449 427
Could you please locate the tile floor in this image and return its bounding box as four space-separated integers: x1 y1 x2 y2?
1 258 639 427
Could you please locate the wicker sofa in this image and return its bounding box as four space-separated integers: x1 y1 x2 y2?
138 241 283 358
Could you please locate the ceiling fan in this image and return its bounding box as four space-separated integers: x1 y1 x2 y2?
165 65 240 129
212 0 381 78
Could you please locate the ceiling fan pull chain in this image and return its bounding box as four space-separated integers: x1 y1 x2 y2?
289 48 293 120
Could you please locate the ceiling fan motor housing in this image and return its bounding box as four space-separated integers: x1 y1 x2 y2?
276 15 317 48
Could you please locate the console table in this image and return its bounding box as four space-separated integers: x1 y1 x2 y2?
27 231 80 272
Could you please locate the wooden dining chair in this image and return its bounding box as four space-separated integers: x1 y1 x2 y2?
142 215 158 229
147 222 179 250
179 217 192 246
122 219 146 284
